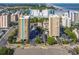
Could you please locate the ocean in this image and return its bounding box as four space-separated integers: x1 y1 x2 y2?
53 3 79 11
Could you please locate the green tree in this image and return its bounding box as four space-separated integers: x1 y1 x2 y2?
8 36 14 44
36 27 44 34
64 28 77 43
8 29 18 44
30 17 38 23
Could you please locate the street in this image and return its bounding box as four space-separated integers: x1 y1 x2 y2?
0 26 17 47
14 45 71 55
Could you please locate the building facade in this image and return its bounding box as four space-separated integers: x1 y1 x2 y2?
74 12 79 24
0 14 10 29
18 15 30 43
31 9 40 17
61 16 71 27
11 14 18 22
49 15 60 37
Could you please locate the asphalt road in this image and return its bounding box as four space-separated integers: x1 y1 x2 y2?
0 26 17 47
14 45 71 55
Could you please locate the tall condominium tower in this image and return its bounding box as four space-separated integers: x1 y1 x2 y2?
11 14 18 22
18 15 30 43
61 16 71 27
74 12 79 24
0 14 10 29
49 15 60 37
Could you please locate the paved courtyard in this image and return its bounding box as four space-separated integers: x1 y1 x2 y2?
14 45 71 55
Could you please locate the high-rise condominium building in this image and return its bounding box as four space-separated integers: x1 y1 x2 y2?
42 9 49 18
18 15 30 43
11 14 18 22
63 11 79 25
49 15 60 37
74 12 79 24
0 14 10 28
31 9 40 17
61 16 71 27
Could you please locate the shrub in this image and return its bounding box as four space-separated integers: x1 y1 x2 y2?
47 37 56 45
62 40 69 44
0 47 14 55
35 36 41 44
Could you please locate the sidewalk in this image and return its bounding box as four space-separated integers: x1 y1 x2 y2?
6 44 72 49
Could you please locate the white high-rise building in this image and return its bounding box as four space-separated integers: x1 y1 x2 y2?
61 16 71 27
30 9 49 17
63 12 69 17
64 10 79 24
74 12 79 24
31 9 40 17
61 16 67 27
69 11 75 22
42 9 49 18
